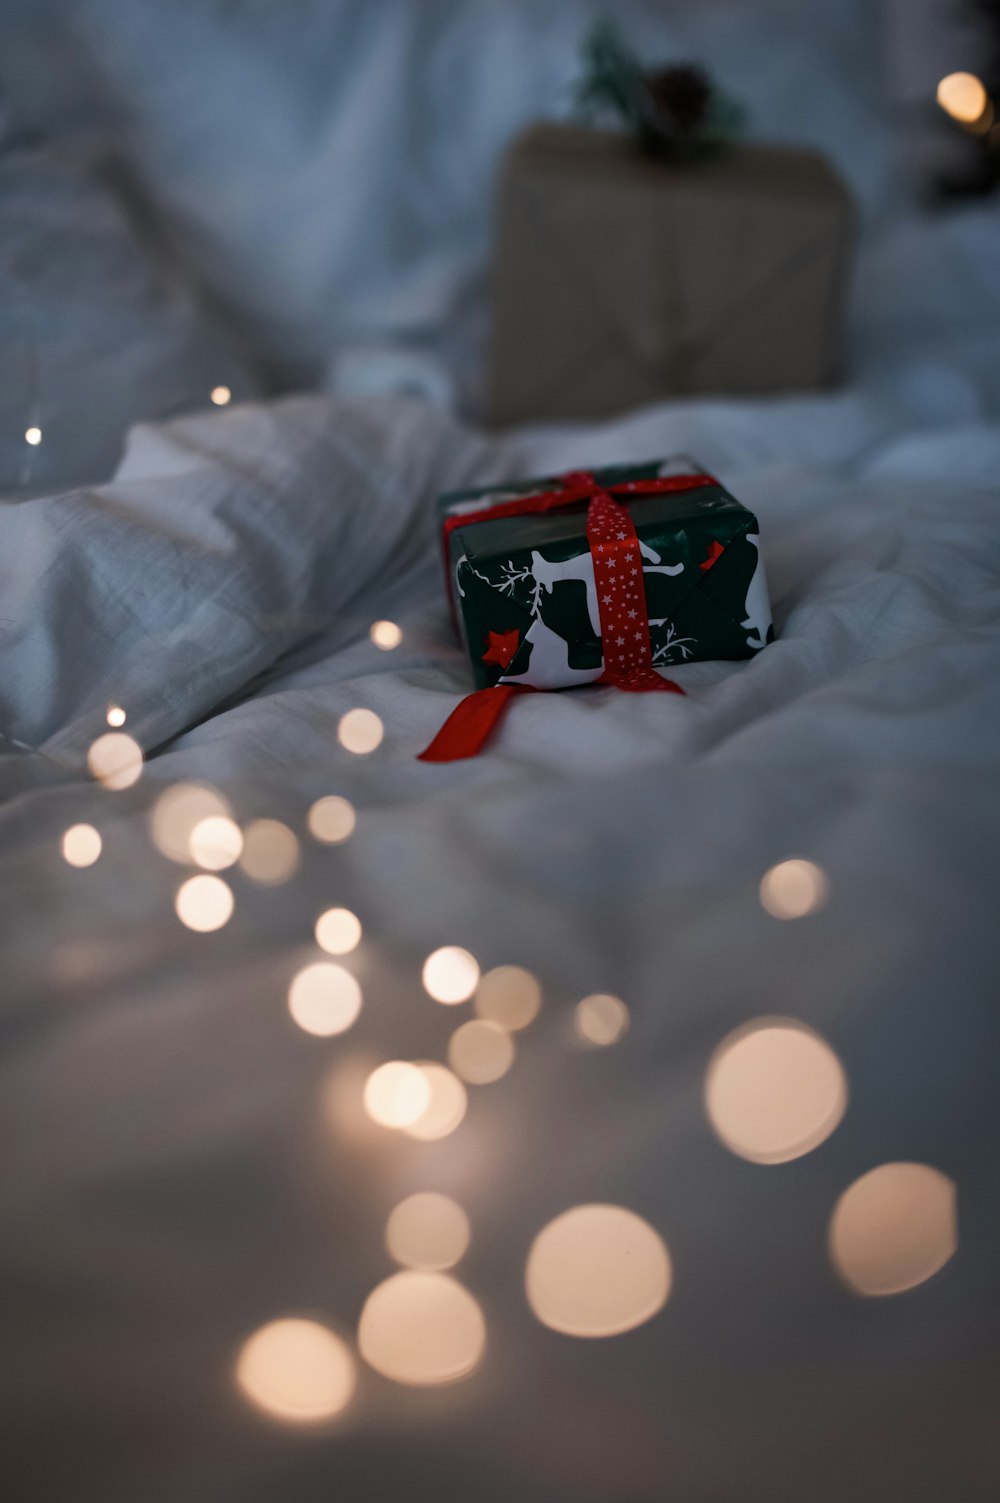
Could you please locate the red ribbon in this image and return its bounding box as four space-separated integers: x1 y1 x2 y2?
420 470 715 762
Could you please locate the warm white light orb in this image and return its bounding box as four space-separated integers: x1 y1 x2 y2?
403 1063 468 1141
363 1062 431 1128
422 946 480 1004
150 782 230 863
475 965 541 1032
61 824 102 868
288 962 362 1037
705 1017 847 1164
315 907 362 956
358 1272 485 1386
24 425 42 446
189 815 243 871
448 1020 514 1085
210 385 232 406
86 732 143 790
525 1204 671 1338
829 1162 957 1296
759 859 828 919
235 1318 355 1423
574 992 630 1047
175 873 234 932
307 795 356 844
385 1192 471 1271
370 620 402 650
337 708 384 755
936 71 988 124
239 819 300 885
105 705 126 727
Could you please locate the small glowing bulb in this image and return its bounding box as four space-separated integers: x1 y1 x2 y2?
315 907 362 955
307 795 356 844
175 874 234 932
448 1019 514 1084
370 619 403 650
575 993 630 1047
422 946 480 1004
386 1193 471 1271
24 426 42 446
106 705 126 727
236 1318 355 1423
403 1063 468 1141
936 71 988 124
61 824 102 868
337 708 384 755
210 385 232 406
363 1062 431 1128
288 962 362 1037
759 859 828 919
239 819 299 885
86 732 143 790
189 815 243 871
358 1271 486 1387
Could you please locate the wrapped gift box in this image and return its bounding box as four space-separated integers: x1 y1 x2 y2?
488 124 853 426
438 456 773 694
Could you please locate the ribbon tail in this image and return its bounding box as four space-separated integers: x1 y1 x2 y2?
417 685 531 762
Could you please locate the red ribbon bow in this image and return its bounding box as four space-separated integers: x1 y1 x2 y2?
419 469 717 761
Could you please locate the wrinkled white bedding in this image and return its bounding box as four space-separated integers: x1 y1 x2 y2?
3 366 1000 1501
3 3 1000 1499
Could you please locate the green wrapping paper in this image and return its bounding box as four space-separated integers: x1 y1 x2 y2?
439 458 774 692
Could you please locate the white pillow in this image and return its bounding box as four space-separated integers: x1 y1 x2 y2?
14 0 888 403
0 140 260 495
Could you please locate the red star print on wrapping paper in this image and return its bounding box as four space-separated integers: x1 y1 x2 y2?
700 539 725 572
482 628 520 669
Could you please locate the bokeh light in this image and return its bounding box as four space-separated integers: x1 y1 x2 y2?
235 1318 355 1423
759 859 828 919
150 782 231 863
370 620 403 650
337 708 384 755
189 815 243 871
475 965 541 1032
403 1063 468 1141
937 71 988 124
358 1272 485 1386
363 1062 431 1128
705 1018 846 1165
385 1193 471 1271
525 1204 671 1338
175 874 234 932
87 731 143 790
448 1020 514 1084
105 705 126 727
239 819 300 885
307 795 356 844
574 993 630 1047
61 824 102 868
288 962 362 1037
422 946 480 1004
829 1162 957 1296
24 425 42 445
315 907 362 955
210 384 232 406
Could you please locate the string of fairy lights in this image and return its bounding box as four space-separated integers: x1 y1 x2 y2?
52 628 960 1421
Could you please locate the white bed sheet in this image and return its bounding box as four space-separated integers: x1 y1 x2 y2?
2 338 999 1501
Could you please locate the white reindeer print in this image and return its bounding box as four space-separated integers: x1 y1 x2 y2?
741 533 772 649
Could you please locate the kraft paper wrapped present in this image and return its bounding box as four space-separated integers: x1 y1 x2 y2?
419 456 773 761
488 123 854 426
